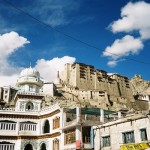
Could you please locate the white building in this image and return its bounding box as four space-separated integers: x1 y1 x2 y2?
0 66 115 150
0 66 62 150
93 112 150 150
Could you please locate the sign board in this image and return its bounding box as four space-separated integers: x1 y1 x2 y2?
120 142 150 150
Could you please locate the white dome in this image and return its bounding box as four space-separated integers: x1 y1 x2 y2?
17 66 43 88
20 66 40 78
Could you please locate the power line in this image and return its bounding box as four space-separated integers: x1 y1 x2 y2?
3 0 150 65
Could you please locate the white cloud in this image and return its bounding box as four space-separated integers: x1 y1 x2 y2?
110 1 150 39
0 31 29 86
107 60 118 67
35 56 76 82
104 1 150 66
0 75 18 87
103 35 143 67
0 31 29 76
0 31 30 58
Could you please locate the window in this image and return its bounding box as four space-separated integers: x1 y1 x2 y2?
122 131 135 144
26 102 34 110
0 142 15 150
43 120 50 133
29 85 35 92
40 143 47 150
102 136 110 147
5 90 8 94
0 121 16 130
83 127 91 143
64 129 76 144
53 117 60 129
140 128 148 141
29 85 33 91
53 139 59 150
19 122 37 131
24 143 33 150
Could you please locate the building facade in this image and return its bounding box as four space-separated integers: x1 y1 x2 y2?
93 112 150 150
58 63 136 111
0 66 62 150
0 66 112 150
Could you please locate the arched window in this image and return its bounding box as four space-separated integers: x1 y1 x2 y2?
24 144 33 150
40 143 47 150
26 102 34 110
53 117 60 129
53 139 59 150
43 120 50 133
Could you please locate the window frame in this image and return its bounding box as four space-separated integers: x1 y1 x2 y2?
64 129 76 145
122 131 135 144
26 102 34 110
140 128 148 141
102 135 111 147
53 117 60 129
53 139 59 150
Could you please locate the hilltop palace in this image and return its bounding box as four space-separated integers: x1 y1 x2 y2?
1 63 150 150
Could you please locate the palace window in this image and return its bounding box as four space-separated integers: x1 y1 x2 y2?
140 128 148 141
122 131 135 144
53 117 60 129
0 120 16 130
40 143 47 150
24 143 33 150
64 129 76 144
43 120 50 133
102 136 111 147
29 85 34 92
53 139 59 150
0 142 15 150
26 102 34 110
19 121 37 131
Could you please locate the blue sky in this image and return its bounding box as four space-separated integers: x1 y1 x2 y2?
0 0 150 85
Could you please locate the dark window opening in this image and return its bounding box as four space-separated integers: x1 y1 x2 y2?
82 126 91 143
26 102 34 110
40 143 47 150
140 128 148 141
24 144 33 150
43 120 50 133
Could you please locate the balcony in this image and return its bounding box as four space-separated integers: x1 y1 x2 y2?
0 121 17 135
0 142 15 150
19 122 37 135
